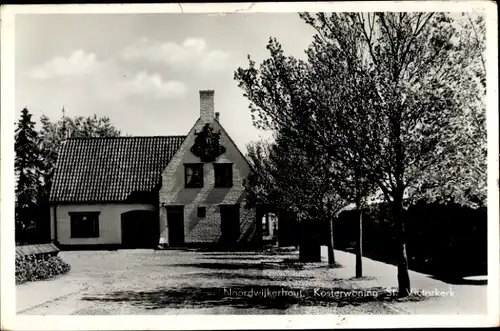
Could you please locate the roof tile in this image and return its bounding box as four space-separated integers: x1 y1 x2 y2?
49 136 185 203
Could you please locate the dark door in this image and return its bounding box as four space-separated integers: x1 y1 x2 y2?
220 204 240 246
121 210 158 248
167 206 185 247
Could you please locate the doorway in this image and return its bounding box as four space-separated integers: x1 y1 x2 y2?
166 206 185 247
121 210 158 248
220 204 240 246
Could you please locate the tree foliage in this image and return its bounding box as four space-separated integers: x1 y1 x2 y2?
245 130 347 263
301 12 486 208
246 132 347 223
15 108 42 234
15 110 122 243
38 114 122 193
235 12 486 295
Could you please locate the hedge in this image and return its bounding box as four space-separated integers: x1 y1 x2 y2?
16 254 71 284
332 202 487 278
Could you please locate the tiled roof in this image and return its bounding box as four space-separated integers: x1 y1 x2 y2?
49 136 185 203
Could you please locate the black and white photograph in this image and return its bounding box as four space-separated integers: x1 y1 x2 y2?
1 2 498 329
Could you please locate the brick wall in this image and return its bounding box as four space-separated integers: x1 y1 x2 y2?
199 90 215 121
159 117 256 246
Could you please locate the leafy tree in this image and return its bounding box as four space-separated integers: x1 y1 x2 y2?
303 12 486 294
236 38 374 274
235 12 485 295
408 13 487 208
15 108 123 243
39 113 122 194
246 131 347 263
15 108 42 241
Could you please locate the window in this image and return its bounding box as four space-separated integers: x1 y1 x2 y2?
214 163 233 188
185 164 204 188
197 207 206 218
70 212 100 238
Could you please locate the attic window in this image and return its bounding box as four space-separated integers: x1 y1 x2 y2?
214 163 233 188
185 163 204 188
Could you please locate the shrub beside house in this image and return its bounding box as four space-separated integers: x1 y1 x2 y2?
15 243 71 284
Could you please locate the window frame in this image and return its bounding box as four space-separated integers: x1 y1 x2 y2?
184 163 204 188
213 163 233 188
69 211 100 238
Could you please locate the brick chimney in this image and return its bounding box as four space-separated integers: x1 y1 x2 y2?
199 90 215 120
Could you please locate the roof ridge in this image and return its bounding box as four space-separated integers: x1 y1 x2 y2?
66 135 186 140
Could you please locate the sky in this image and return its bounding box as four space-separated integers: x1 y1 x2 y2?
15 13 316 152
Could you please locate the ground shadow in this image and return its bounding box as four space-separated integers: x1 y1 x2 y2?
338 248 488 286
429 275 488 286
170 260 342 271
201 256 278 261
81 285 425 311
197 250 298 256
348 276 377 281
281 257 343 269
169 262 266 270
177 272 319 282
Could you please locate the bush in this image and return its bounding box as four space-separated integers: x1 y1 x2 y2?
16 254 71 284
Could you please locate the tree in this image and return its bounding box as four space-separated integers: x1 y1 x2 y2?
235 37 374 274
235 12 486 295
14 109 123 244
304 12 486 294
290 103 376 276
15 108 42 242
407 13 487 209
281 123 375 273
39 113 122 196
245 131 347 263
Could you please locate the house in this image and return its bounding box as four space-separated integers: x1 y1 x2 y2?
48 90 260 249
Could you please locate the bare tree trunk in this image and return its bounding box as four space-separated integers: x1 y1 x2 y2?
356 207 363 278
391 106 411 296
355 171 363 278
393 199 411 297
327 218 335 265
